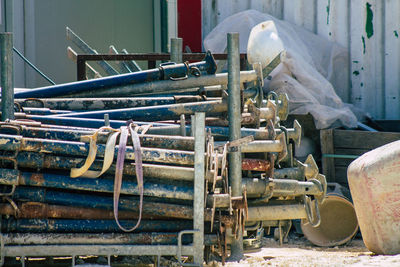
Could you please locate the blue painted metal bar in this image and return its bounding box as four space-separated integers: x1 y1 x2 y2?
47 100 227 121
1 218 193 233
0 125 195 150
0 168 194 200
19 107 72 116
13 52 217 99
23 115 172 129
11 186 194 219
15 96 211 111
0 134 195 165
14 152 196 182
147 125 273 140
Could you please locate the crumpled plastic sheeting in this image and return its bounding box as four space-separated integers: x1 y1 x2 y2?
204 10 357 129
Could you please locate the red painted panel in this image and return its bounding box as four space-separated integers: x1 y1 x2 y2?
177 0 202 52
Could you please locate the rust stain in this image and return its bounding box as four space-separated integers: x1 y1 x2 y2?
30 173 45 185
242 158 270 171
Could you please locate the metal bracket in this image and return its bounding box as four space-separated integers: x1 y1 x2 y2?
304 195 321 227
177 230 201 267
215 135 254 153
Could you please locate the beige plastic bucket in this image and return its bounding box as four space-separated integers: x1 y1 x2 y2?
348 140 400 254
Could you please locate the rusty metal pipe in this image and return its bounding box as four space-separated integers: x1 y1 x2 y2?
14 152 207 182
65 70 260 98
1 218 194 233
0 169 194 200
0 134 196 166
14 96 214 111
0 202 144 220
0 124 196 150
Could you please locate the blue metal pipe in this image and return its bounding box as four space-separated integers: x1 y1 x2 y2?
1 218 193 233
0 134 195 165
13 52 216 99
14 152 196 182
24 115 171 129
47 100 227 121
11 186 194 219
147 125 272 140
0 168 194 200
2 126 195 150
15 96 212 111
19 107 72 116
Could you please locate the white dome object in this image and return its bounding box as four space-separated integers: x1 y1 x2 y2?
247 21 284 69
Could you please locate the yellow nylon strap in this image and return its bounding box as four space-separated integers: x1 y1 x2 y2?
70 127 118 178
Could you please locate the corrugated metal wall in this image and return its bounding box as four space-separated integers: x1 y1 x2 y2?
202 0 400 120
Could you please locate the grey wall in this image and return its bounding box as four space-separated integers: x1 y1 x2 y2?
8 0 155 88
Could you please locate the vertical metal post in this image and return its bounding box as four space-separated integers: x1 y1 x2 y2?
170 37 183 63
193 112 205 265
227 32 243 260
1 32 14 121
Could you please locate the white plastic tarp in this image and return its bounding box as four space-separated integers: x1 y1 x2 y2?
204 10 357 129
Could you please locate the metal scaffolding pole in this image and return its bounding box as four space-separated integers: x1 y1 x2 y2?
227 32 243 261
0 32 14 121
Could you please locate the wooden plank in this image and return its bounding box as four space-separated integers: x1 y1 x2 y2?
320 129 335 183
333 157 358 167
335 166 349 186
333 129 400 149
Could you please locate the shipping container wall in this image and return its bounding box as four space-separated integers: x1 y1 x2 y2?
202 0 400 120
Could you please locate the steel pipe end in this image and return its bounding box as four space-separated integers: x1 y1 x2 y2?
300 193 358 247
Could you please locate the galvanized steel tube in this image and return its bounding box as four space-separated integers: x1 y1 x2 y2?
247 204 307 221
170 38 183 63
227 32 243 260
66 71 258 98
228 32 242 198
0 32 14 121
2 233 218 246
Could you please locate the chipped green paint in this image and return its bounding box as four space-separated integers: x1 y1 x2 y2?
353 71 360 76
395 30 399 38
353 61 359 64
361 83 364 87
326 0 331 25
362 36 366 54
365 3 374 39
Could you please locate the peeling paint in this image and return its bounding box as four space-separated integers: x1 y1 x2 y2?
365 3 374 39
362 36 366 54
395 30 399 38
353 61 359 64
361 83 364 87
353 71 360 76
326 0 331 25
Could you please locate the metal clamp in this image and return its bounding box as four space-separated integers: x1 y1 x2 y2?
177 230 200 267
304 195 321 227
22 98 45 108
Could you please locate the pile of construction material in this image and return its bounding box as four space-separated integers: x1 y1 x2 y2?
0 34 327 266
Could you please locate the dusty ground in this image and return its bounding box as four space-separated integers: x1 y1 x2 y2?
5 236 400 266
207 236 400 267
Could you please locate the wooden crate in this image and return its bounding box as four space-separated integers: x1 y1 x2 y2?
320 129 400 186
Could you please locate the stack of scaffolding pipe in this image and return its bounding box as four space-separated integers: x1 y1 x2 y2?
0 49 328 265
